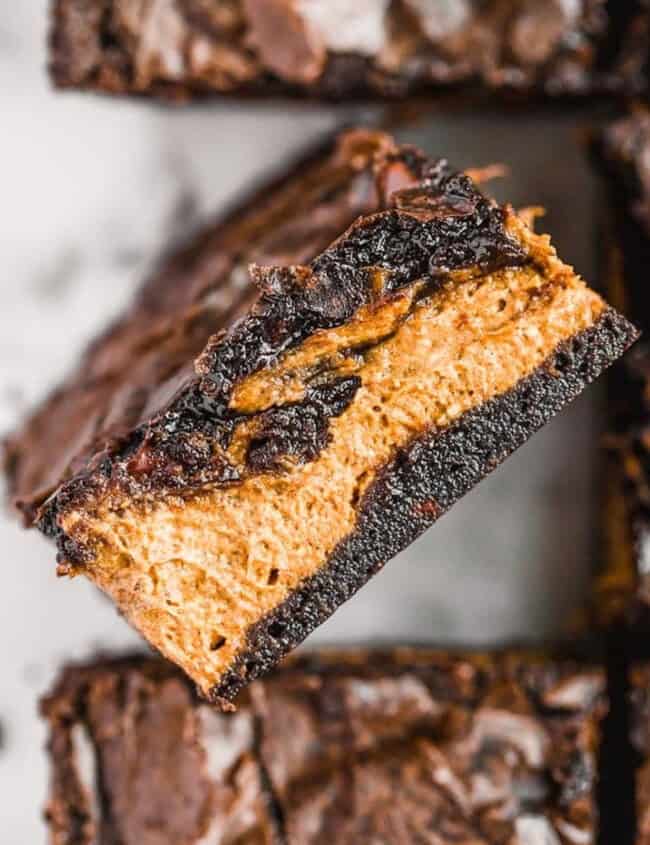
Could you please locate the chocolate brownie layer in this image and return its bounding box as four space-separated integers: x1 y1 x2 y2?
594 109 650 630
5 131 637 703
50 0 649 102
43 649 607 845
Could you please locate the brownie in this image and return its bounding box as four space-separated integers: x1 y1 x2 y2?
630 665 650 843
594 109 650 630
41 656 279 844
4 130 637 705
49 0 649 102
42 649 607 844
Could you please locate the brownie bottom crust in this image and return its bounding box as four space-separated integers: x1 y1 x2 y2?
213 308 635 703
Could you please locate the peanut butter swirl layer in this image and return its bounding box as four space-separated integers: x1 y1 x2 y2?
50 0 649 102
4 131 637 704
42 649 607 845
594 109 650 629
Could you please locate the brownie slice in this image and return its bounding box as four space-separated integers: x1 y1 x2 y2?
5 130 637 705
50 0 649 102
594 109 650 630
43 649 607 845
41 657 279 844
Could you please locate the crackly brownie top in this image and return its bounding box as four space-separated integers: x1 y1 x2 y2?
4 129 397 520
49 0 646 100
43 650 606 845
248 649 606 844
5 131 532 550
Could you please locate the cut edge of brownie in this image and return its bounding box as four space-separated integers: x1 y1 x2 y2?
211 307 638 704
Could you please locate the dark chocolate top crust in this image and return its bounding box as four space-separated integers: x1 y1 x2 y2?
50 0 649 102
4 129 394 524
597 109 650 622
43 649 607 845
5 130 531 567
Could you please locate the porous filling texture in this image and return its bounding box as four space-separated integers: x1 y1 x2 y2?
60 222 606 694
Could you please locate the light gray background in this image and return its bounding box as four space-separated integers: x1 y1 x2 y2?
0 4 606 841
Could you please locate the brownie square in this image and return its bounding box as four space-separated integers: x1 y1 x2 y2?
594 108 650 630
41 657 279 844
252 649 606 844
50 1 648 103
42 649 607 844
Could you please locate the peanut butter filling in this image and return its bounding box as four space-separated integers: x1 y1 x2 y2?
59 218 606 695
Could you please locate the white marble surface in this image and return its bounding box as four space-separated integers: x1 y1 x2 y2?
0 4 606 841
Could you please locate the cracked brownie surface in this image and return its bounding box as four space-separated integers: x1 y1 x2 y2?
42 649 607 845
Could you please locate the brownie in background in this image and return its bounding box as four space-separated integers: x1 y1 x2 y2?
629 665 650 843
5 129 636 705
50 0 649 102
42 649 607 844
595 108 650 631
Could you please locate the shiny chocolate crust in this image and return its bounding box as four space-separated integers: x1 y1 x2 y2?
42 649 607 845
49 0 649 102
594 109 650 629
13 139 531 553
